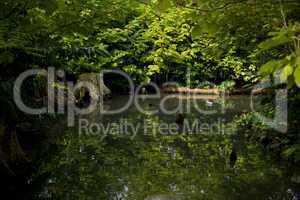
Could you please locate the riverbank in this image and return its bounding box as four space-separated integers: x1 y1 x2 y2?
161 86 273 95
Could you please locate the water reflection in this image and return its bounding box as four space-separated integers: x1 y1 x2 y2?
31 95 299 200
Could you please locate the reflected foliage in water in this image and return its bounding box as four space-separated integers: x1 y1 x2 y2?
32 96 299 200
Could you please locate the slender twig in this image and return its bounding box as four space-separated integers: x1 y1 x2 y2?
279 0 297 53
280 1 288 28
280 0 298 52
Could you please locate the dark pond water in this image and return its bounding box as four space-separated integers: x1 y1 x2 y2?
29 95 300 200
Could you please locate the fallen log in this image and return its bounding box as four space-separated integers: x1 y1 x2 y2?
161 87 273 95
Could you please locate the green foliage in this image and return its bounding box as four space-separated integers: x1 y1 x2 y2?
258 22 300 87
0 0 299 87
259 27 294 51
282 145 300 162
259 60 284 76
217 80 236 91
294 59 300 86
3 0 300 196
235 113 265 130
3 0 297 87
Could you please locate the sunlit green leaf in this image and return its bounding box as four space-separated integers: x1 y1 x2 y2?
294 58 300 87
259 31 292 51
259 60 283 76
280 64 293 82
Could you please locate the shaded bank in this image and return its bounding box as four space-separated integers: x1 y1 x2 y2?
0 72 111 198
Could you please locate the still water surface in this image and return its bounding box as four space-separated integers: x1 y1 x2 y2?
30 95 300 200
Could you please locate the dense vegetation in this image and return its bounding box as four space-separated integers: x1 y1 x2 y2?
1 0 300 84
1 0 300 198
